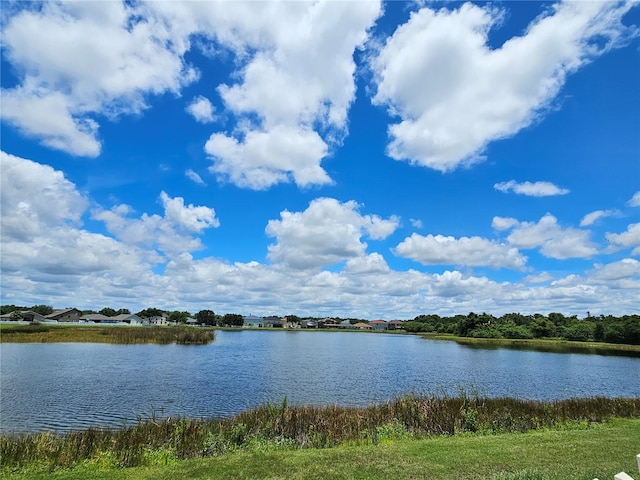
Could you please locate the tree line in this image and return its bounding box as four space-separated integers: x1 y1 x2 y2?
404 312 640 345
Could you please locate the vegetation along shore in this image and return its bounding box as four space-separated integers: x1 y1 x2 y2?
2 395 639 478
0 324 214 345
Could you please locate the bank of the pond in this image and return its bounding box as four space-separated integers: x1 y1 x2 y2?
2 394 639 475
2 418 639 480
0 324 214 345
422 333 640 356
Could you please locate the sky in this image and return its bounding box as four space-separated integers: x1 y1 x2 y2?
1 0 639 319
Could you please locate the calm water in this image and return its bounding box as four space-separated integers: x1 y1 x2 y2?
1 330 639 433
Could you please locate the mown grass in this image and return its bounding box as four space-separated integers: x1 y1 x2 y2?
2 394 639 475
3 418 640 479
0 324 214 345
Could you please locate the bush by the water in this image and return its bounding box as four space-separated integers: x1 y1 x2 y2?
404 312 640 345
2 394 639 472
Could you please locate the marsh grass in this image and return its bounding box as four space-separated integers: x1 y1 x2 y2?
0 324 214 345
2 394 639 473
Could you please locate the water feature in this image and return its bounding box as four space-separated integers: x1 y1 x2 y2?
1 330 639 433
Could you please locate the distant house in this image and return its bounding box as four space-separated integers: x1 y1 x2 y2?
388 320 405 330
185 317 199 326
353 322 372 330
369 320 388 331
263 317 283 328
81 313 113 323
319 318 338 328
300 319 318 328
150 315 169 326
0 310 46 323
243 316 263 328
46 308 82 322
338 320 354 329
112 313 144 325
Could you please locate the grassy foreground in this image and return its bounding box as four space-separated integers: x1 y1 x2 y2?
0 324 214 345
3 395 639 478
3 419 640 480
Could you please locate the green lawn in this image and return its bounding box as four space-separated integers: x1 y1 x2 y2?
5 419 639 480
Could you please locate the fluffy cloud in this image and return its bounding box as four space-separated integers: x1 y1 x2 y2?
493 213 598 259
494 180 569 197
394 233 527 270
0 151 87 241
370 1 636 171
204 1 382 189
205 125 330 189
0 151 157 283
589 258 640 283
93 193 219 255
628 192 640 207
265 198 399 270
186 96 215 123
580 209 620 227
1 1 197 156
94 192 219 254
605 223 640 255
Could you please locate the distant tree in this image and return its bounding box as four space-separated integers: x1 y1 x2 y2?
285 314 301 324
530 318 556 338
564 321 596 342
31 305 54 316
136 308 165 318
196 309 216 326
116 308 130 315
222 313 244 327
0 305 24 315
167 311 191 324
99 307 117 317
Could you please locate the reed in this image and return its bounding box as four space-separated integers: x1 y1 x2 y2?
0 325 214 345
2 394 639 473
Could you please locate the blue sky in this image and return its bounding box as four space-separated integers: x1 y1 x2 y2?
1 0 639 319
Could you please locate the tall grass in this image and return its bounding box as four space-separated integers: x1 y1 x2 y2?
0 324 214 345
2 394 639 472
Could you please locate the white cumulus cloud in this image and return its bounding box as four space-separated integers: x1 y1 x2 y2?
265 197 399 270
628 192 640 207
605 223 640 255
394 233 527 269
494 180 569 197
494 213 598 259
204 0 382 189
93 191 219 254
580 209 619 227
186 96 215 123
1 1 198 157
370 1 637 172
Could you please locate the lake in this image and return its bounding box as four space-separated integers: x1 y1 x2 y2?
1 330 639 433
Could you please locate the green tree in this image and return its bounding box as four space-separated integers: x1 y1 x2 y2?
564 321 596 342
167 311 191 324
530 318 556 338
223 313 244 327
136 308 165 318
30 305 54 316
196 310 216 326
116 308 130 315
99 307 117 317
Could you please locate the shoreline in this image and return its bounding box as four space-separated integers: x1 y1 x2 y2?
2 323 639 356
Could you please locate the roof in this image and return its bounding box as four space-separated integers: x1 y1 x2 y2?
46 308 80 318
369 320 387 324
82 313 112 321
353 322 372 328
